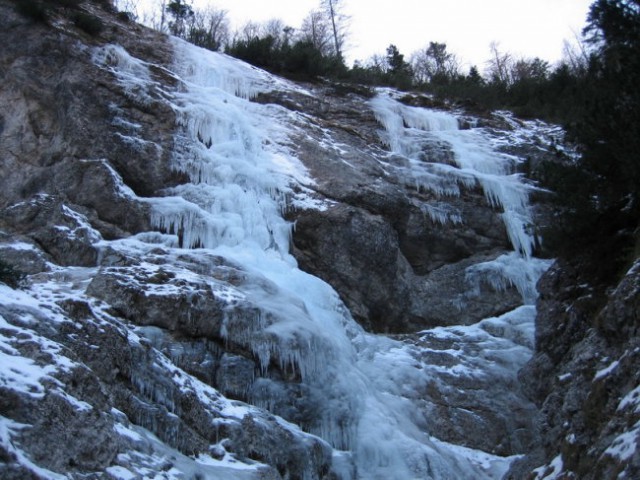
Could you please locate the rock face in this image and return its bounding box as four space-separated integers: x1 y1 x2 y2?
0 1 595 479
506 259 640 480
0 3 332 479
275 86 529 332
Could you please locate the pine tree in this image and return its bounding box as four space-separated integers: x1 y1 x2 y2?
544 0 640 279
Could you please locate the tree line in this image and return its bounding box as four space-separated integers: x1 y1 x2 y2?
117 2 592 120
541 0 639 282
114 0 348 77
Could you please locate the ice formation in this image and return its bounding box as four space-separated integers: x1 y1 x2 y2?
370 92 552 314
370 93 540 260
60 39 557 478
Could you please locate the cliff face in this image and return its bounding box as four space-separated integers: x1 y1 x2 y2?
4 1 637 480
506 259 640 480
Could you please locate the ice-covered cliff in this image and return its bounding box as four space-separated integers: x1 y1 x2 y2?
5 2 633 480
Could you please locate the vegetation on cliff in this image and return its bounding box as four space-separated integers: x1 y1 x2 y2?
541 0 639 284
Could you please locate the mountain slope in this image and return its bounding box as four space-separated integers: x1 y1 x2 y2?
2 2 627 479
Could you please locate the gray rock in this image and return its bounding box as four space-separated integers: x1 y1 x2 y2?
509 259 640 479
1 195 100 267
293 203 414 332
283 86 520 333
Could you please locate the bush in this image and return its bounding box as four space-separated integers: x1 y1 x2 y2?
73 11 104 35
226 36 347 81
228 36 277 70
12 0 48 22
0 259 24 289
116 11 133 23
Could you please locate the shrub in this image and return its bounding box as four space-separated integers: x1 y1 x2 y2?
0 259 24 289
12 0 48 22
73 11 104 35
116 11 133 23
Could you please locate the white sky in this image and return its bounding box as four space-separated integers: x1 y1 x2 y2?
137 0 594 70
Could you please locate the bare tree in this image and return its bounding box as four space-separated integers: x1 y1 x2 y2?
510 57 549 83
262 18 288 49
299 9 333 55
366 53 389 72
186 6 230 51
410 42 460 84
235 21 262 42
319 0 348 58
486 41 513 84
140 0 167 32
562 34 590 73
113 0 139 20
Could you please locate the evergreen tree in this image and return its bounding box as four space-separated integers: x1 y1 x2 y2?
385 44 413 89
544 0 640 279
166 0 193 37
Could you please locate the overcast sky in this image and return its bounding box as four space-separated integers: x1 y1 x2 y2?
139 0 594 70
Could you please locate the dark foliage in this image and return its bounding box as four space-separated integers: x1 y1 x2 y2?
186 27 221 51
73 11 104 35
228 35 277 70
46 0 82 8
11 0 94 24
343 45 414 90
0 260 24 289
12 0 49 22
384 44 413 89
540 0 640 281
227 35 346 80
116 11 133 23
166 0 193 36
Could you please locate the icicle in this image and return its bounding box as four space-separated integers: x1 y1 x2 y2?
421 203 463 225
465 253 552 304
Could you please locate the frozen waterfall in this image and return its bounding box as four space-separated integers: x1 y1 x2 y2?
94 39 550 479
370 92 550 305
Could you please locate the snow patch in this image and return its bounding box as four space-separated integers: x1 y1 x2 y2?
594 359 620 380
533 454 564 480
603 421 640 461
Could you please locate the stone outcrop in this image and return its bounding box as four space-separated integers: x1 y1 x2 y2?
272 85 535 333
0 270 332 480
0 3 333 478
506 259 640 479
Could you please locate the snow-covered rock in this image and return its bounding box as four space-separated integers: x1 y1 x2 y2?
0 1 597 479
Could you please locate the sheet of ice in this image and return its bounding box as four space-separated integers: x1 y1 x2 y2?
465 253 552 304
93 44 159 105
150 41 524 479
